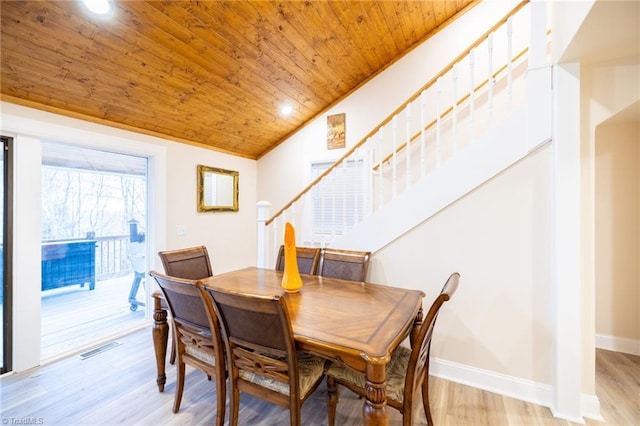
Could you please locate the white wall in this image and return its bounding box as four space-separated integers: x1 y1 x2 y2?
550 0 595 65
595 121 640 354
580 59 640 397
162 142 257 274
374 145 553 383
1 102 257 371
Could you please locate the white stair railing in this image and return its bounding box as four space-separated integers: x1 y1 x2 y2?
258 1 541 268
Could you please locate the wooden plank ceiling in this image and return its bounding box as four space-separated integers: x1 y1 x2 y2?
1 1 476 159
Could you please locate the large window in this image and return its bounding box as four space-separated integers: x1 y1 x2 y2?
310 159 365 236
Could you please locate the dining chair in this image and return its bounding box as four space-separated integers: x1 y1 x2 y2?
325 272 460 426
158 245 213 280
158 245 214 365
201 286 326 426
275 244 321 275
149 271 226 424
317 248 371 282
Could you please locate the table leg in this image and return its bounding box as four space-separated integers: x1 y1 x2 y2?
363 362 388 426
152 291 169 392
410 306 424 348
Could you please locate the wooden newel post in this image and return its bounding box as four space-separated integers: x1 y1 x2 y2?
256 201 271 268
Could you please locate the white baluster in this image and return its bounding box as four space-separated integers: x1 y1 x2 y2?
405 103 411 190
290 202 297 245
488 32 494 125
342 160 347 234
420 90 426 178
295 202 302 246
256 201 271 268
507 16 513 111
320 182 327 247
300 192 307 245
392 115 398 198
452 63 458 155
330 172 336 242
355 146 363 225
308 187 317 247
366 141 374 218
273 216 280 266
469 49 476 144
377 131 383 210
436 77 442 168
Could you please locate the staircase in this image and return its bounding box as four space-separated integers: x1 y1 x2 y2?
258 0 551 267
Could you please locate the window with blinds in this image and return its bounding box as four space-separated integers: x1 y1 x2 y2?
310 159 364 236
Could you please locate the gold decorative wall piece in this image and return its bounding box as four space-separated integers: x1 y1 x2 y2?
197 165 239 212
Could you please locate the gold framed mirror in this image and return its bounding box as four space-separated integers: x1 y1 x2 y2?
197 165 239 212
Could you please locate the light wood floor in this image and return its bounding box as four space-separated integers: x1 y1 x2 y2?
1 328 638 425
41 274 147 361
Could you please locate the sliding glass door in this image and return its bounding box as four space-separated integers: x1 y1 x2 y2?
40 142 148 360
1 136 13 374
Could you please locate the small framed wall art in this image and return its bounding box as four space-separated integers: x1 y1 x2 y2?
327 113 346 150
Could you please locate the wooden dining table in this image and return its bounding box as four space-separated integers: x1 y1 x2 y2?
151 267 424 426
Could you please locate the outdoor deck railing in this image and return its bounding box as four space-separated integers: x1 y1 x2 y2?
41 234 134 283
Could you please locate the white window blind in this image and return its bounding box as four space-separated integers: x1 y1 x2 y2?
310 159 364 235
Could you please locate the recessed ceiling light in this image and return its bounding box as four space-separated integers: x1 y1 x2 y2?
84 0 111 15
280 104 293 117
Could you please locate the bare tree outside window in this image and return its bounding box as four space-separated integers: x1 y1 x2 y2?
41 142 147 280
41 167 145 240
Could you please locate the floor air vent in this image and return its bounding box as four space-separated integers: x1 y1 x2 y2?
78 341 122 359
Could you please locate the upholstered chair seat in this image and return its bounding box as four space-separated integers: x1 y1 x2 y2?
239 351 326 397
325 345 410 403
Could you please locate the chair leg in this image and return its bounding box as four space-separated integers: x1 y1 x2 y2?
326 376 339 426
215 374 226 426
169 341 176 365
168 317 176 365
173 361 186 413
290 407 301 426
229 385 240 426
422 377 433 426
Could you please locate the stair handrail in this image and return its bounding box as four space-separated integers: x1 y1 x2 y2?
265 0 530 226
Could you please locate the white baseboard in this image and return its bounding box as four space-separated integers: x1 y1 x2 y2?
430 357 553 408
430 357 601 423
581 394 604 422
595 334 640 356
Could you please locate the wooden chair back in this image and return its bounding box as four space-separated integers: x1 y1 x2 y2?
149 270 226 423
401 271 459 424
317 248 371 282
202 287 325 426
158 245 213 280
157 245 213 365
275 245 321 275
